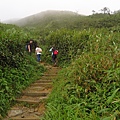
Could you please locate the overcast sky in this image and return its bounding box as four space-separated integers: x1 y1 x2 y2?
0 0 120 21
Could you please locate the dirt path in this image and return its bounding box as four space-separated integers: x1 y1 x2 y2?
3 63 60 120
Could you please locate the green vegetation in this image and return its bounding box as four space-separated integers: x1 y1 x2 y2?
0 23 45 117
42 28 120 119
1 10 120 119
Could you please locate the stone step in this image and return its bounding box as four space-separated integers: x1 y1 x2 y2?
22 91 50 97
45 71 59 74
43 74 57 76
40 76 55 80
31 83 52 87
16 96 47 104
35 80 52 83
25 86 45 91
9 116 40 120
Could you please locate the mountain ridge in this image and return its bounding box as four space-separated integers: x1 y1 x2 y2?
6 10 85 26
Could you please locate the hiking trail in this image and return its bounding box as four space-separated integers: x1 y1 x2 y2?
3 63 60 120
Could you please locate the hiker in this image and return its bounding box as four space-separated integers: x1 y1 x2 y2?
35 45 42 62
49 46 58 66
27 40 33 55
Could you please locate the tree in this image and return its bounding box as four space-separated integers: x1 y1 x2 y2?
92 10 96 14
100 7 111 14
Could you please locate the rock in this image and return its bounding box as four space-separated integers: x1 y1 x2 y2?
8 109 23 117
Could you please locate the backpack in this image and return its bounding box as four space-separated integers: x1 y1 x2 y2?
25 44 28 51
53 50 58 55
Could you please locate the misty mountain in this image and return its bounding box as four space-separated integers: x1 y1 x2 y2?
11 10 85 27
2 18 20 24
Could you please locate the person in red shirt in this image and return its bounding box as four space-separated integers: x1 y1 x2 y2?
49 46 58 66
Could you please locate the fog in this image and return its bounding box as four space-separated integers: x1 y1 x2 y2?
0 0 120 22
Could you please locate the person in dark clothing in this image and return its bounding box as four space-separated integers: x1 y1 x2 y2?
27 40 33 55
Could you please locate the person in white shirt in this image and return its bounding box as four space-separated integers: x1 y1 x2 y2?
35 46 42 62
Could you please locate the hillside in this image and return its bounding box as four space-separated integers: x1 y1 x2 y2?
12 10 85 27
11 10 120 34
